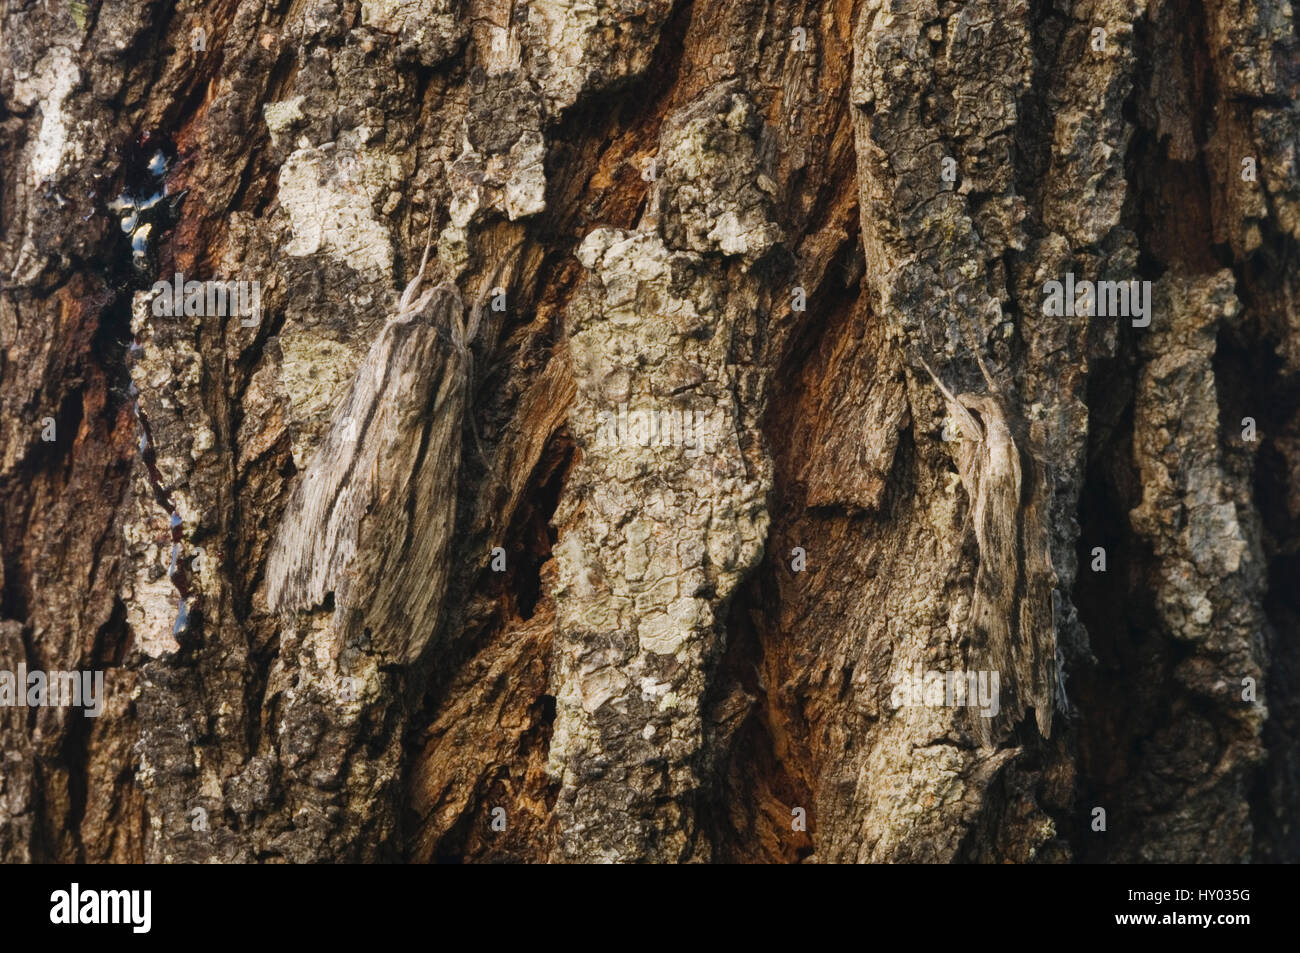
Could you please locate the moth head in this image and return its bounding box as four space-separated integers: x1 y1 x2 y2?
403 284 460 324
947 392 993 444
958 392 1009 435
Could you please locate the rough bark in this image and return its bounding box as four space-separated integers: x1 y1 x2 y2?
0 0 1296 863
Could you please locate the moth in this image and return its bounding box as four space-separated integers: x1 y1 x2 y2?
265 236 520 664
916 348 1058 747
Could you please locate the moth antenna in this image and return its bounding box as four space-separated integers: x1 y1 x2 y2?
399 213 438 315
913 350 959 405
912 348 981 540
970 341 1001 397
416 212 435 279
914 350 983 445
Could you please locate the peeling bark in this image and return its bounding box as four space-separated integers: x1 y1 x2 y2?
0 0 1296 863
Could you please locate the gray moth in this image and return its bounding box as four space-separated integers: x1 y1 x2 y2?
265 241 516 664
917 349 1058 748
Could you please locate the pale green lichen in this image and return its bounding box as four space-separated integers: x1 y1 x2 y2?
262 96 306 147
275 145 397 275
548 221 771 860
524 0 673 112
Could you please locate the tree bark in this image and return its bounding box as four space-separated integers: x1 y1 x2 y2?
0 0 1296 863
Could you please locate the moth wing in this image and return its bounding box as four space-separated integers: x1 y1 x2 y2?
265 317 428 615
347 322 467 663
968 415 1025 745
1017 452 1058 738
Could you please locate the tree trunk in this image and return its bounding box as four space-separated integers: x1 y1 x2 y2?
1 0 1296 863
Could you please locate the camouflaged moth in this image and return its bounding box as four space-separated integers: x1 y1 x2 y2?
916 349 1058 747
265 236 522 663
